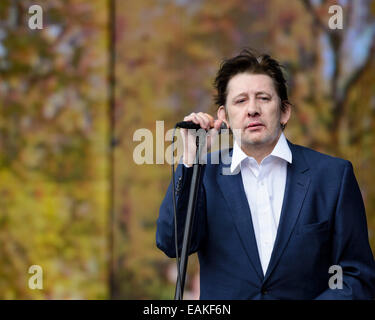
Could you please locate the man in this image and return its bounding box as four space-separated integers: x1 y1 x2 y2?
156 49 375 299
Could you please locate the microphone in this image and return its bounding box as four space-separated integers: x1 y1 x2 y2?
175 121 228 133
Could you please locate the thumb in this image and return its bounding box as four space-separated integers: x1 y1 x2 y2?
209 119 223 136
213 119 224 131
207 126 220 150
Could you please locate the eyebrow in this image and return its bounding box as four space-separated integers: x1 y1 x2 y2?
255 91 272 96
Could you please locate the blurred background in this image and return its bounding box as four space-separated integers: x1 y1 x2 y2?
0 0 374 299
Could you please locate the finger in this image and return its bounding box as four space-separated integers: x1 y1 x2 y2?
183 113 196 122
207 127 219 150
203 113 215 128
195 113 210 129
197 112 213 129
212 119 222 131
184 113 200 125
180 127 187 135
207 126 219 137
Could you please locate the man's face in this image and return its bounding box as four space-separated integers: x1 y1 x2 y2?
219 72 290 149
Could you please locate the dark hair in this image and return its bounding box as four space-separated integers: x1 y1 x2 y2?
213 48 290 114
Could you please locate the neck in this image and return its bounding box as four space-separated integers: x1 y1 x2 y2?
239 131 282 165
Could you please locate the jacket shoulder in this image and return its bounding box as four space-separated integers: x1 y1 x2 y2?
291 142 352 170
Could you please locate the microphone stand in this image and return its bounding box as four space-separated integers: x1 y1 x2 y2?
174 130 206 300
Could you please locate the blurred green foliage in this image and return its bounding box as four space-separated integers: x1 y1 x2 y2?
0 0 108 299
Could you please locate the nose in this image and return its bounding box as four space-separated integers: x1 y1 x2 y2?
247 97 261 117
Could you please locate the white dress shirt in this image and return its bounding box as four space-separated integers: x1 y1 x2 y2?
230 132 292 276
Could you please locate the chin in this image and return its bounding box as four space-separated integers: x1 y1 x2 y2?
241 138 264 146
242 134 272 146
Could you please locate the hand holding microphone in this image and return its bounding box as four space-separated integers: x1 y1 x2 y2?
178 112 227 167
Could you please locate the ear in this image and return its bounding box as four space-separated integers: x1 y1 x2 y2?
280 100 291 125
217 105 230 128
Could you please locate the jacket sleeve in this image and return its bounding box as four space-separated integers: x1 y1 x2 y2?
156 160 207 258
315 161 375 300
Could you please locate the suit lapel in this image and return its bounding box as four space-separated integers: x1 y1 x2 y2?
216 140 311 283
217 149 264 281
263 140 311 283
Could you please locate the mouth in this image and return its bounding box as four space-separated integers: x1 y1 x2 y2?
246 122 265 131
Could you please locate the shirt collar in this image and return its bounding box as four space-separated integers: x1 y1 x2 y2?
230 131 292 173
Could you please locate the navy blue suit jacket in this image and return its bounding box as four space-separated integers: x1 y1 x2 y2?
156 139 375 299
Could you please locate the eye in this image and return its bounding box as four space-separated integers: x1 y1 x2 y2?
259 96 270 101
236 98 246 104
